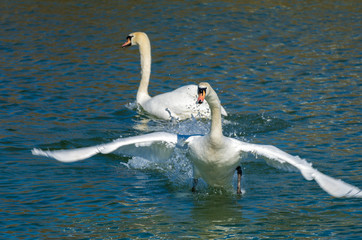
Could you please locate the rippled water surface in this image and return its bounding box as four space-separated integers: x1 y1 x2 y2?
1 0 361 239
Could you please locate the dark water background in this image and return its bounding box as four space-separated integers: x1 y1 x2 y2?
1 0 361 239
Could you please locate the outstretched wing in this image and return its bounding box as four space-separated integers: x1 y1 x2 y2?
32 132 178 163
235 139 362 198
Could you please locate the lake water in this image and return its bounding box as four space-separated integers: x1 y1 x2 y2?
1 0 361 239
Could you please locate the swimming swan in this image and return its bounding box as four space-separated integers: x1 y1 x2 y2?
121 32 227 120
32 82 362 198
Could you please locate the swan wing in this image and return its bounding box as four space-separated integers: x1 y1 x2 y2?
235 140 362 198
32 132 178 163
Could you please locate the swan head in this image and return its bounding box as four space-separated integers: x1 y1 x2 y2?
122 32 149 48
197 82 210 104
197 82 221 110
197 87 206 104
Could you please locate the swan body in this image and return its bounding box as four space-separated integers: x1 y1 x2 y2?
122 32 227 120
187 135 244 187
140 84 213 120
32 83 362 198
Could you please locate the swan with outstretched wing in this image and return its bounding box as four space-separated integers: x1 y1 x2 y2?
121 32 227 120
32 83 362 198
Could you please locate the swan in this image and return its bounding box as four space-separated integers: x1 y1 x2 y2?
32 82 362 198
121 32 227 120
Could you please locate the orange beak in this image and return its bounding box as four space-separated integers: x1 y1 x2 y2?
122 38 132 48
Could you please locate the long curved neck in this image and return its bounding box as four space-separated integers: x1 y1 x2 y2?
136 35 151 104
206 90 223 144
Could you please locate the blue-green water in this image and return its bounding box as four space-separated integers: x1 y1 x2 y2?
1 0 361 239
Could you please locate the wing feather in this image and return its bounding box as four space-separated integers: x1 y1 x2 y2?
32 132 178 163
235 140 362 198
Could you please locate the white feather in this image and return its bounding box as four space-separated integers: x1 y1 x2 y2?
235 140 362 198
32 132 177 163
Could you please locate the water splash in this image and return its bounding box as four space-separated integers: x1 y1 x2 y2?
121 147 194 188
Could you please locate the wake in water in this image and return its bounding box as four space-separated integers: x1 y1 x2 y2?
127 101 287 137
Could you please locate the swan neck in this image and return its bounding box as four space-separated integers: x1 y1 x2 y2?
137 37 151 103
208 91 223 144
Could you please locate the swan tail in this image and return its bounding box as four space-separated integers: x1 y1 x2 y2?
220 105 228 116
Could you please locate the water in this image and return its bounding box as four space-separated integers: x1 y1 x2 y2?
1 0 361 239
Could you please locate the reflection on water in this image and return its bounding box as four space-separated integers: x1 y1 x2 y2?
1 0 361 239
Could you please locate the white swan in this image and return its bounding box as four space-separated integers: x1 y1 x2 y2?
121 32 227 120
32 82 362 198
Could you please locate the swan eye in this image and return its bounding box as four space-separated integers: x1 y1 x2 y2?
198 87 206 95
122 35 134 48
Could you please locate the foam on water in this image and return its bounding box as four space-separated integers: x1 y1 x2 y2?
121 147 193 188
